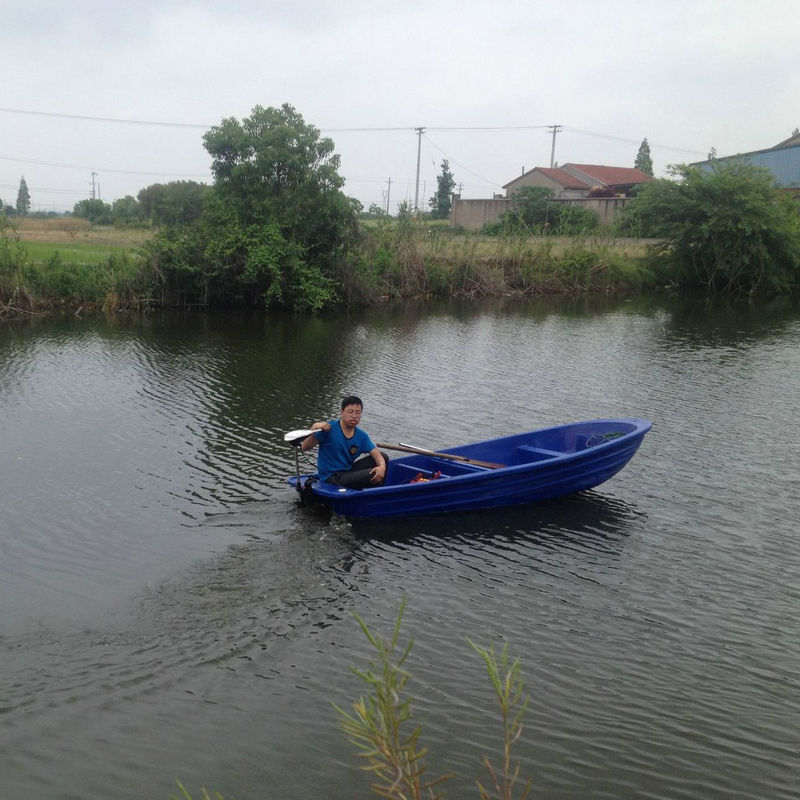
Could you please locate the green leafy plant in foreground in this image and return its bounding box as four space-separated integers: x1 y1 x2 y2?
334 599 451 799
467 641 533 800
336 601 532 799
170 780 225 800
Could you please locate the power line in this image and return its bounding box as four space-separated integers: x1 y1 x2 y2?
567 126 705 155
0 108 553 134
422 133 501 187
0 182 84 195
0 151 210 179
0 107 704 153
0 106 709 208
0 106 211 129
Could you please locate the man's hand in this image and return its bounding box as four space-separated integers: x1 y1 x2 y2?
370 462 386 484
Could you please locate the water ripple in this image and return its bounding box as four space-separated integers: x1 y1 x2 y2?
2 300 800 799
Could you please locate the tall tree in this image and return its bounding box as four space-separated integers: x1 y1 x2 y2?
202 104 356 255
145 104 359 312
16 177 31 216
634 139 654 176
429 159 456 219
73 198 112 224
137 181 208 225
111 195 143 225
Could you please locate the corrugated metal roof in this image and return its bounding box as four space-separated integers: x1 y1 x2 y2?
692 144 800 189
773 132 800 149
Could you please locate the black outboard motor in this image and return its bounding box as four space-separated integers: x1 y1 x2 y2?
283 429 314 505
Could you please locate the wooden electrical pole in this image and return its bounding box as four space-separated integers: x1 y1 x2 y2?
414 127 424 215
547 125 562 168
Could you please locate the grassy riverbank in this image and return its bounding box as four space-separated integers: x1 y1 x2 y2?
2 217 656 317
350 220 656 301
1 218 151 315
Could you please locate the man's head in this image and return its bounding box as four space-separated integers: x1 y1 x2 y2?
339 395 363 428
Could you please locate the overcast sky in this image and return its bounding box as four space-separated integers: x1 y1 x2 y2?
2 0 799 213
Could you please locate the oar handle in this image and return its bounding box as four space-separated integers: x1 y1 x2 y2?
376 442 505 470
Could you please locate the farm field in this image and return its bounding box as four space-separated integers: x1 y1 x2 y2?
9 218 150 264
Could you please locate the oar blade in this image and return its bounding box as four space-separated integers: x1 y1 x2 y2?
284 429 314 443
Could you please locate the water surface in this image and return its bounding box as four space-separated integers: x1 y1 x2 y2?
2 294 799 799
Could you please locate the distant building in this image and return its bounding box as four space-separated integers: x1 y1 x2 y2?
690 133 800 194
451 163 652 231
503 164 652 199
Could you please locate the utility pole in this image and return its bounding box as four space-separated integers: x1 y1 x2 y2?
386 177 392 215
547 125 562 168
414 126 425 216
91 171 98 200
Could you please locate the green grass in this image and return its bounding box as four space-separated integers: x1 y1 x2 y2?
23 240 141 266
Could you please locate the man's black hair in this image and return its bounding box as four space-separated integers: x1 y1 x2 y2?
341 395 363 409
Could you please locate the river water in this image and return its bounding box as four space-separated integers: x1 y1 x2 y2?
1 294 798 799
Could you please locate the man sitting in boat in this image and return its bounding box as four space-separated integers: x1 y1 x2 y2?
302 395 388 489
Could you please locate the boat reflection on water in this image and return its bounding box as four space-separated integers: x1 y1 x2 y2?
344 489 645 556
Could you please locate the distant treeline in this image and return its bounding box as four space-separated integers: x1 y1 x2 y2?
3 105 800 317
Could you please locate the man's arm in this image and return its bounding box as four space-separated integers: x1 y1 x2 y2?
301 421 331 452
368 447 387 483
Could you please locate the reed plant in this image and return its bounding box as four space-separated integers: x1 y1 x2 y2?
171 781 225 800
170 602 533 800
334 599 451 799
0 217 36 316
467 641 533 800
336 601 533 800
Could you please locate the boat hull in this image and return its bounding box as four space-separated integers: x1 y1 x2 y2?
287 418 651 519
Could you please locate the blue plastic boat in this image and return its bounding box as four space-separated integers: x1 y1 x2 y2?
287 418 651 519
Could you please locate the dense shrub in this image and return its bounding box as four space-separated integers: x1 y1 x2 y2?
623 162 800 293
484 187 599 236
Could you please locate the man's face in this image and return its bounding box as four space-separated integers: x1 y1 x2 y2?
341 403 363 427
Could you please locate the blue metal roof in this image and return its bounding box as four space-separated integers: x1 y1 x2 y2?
692 144 800 189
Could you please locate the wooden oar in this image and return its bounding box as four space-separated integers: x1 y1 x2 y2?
376 442 506 470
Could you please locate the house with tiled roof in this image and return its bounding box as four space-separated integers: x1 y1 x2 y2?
450 162 652 230
503 163 652 199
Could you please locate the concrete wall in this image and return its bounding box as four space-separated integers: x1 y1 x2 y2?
450 196 512 230
450 196 632 231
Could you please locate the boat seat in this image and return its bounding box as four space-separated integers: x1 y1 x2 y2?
515 445 560 464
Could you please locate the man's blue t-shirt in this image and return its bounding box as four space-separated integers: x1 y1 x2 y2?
314 420 376 481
